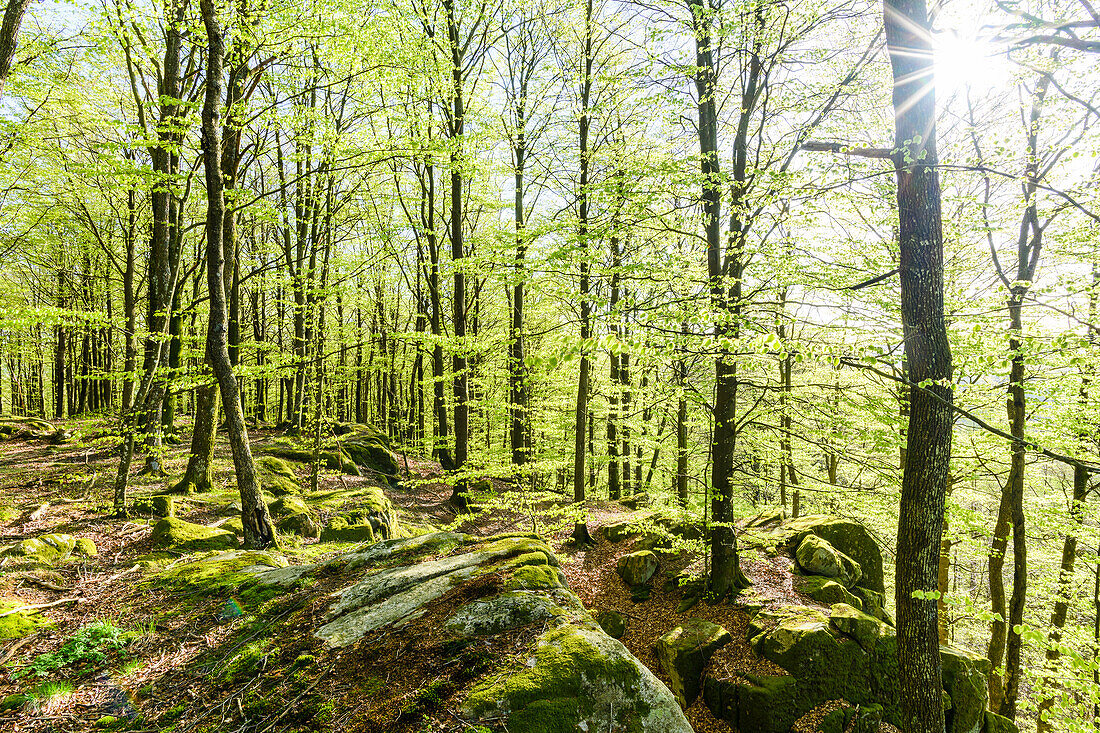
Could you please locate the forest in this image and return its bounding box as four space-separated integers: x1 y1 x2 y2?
0 0 1097 731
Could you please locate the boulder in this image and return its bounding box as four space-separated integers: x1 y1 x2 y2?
793 575 863 610
620 492 650 509
155 550 287 591
600 517 643 542
795 534 862 588
983 711 1020 733
1 533 89 566
268 495 311 518
940 645 991 733
617 550 658 587
780 515 885 593
464 623 692 733
277 512 320 539
593 609 626 639
829 603 883 652
150 518 237 553
656 618 732 708
242 530 690 731
319 517 377 543
341 438 399 479
851 587 893 625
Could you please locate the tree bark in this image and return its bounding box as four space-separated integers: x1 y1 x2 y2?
885 2 954 733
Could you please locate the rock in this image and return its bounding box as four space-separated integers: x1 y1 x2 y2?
657 618 732 708
593 609 626 639
795 535 862 588
1 533 79 566
155 550 287 591
315 535 560 646
238 529 688 731
829 603 883 651
74 537 97 557
616 550 658 587
983 710 1020 733
320 516 377 543
600 518 640 542
620 492 650 509
464 624 693 733
341 438 400 478
258 456 298 481
266 444 359 476
794 575 863 610
150 518 238 552
132 496 175 517
744 508 786 528
940 645 991 733
445 592 564 636
278 512 320 539
851 587 892 625
781 515 885 593
269 495 311 518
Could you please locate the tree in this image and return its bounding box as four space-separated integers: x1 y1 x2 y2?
884 1 954 732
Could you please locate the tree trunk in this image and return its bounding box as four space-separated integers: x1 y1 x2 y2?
200 0 276 550
175 382 219 494
885 2 954 732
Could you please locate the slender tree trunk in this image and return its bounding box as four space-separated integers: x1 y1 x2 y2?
200 0 275 550
570 0 595 545
885 2 954 732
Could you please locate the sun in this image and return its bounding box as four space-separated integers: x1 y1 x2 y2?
934 31 1010 94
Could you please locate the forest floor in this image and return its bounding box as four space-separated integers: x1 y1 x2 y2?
0 417 818 733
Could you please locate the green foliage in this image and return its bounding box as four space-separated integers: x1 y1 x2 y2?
16 621 134 679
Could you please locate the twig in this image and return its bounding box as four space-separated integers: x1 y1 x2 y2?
0 598 80 618
103 564 140 584
0 634 36 666
15 574 72 592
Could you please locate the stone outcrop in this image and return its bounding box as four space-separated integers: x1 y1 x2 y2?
243 531 693 732
657 618 732 709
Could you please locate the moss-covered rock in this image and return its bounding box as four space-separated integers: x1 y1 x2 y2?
616 550 658 587
657 618 732 709
593 609 626 639
505 563 565 591
74 537 97 557
464 624 693 733
150 518 238 552
269 495 310 518
342 439 399 479
795 534 862 588
445 592 565 636
155 550 287 591
983 710 1020 733
319 516 376 543
1 533 79 566
851 587 892 625
780 515 885 593
829 603 884 652
258 456 298 481
794 575 863 610
941 645 991 733
277 512 320 539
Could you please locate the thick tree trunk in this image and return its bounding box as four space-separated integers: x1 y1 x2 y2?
200 0 276 550
885 2 954 732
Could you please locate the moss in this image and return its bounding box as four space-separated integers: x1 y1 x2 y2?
216 639 278 683
2 534 78 566
261 472 300 497
504 564 563 591
269 495 310 518
0 601 51 639
0 505 18 522
150 518 237 552
258 456 298 480
466 625 645 732
155 550 286 591
74 538 97 557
